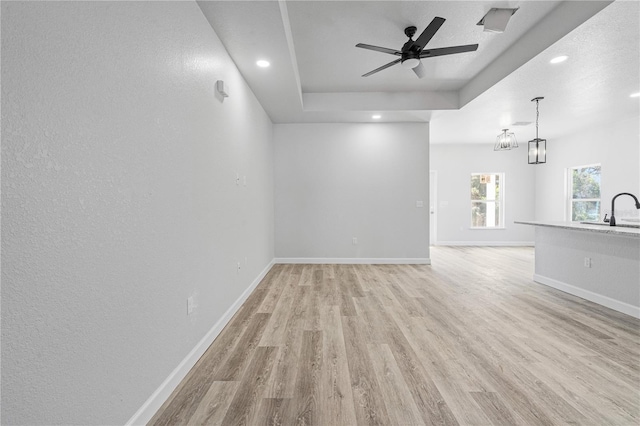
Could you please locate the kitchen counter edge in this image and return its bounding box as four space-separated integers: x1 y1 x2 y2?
514 220 640 237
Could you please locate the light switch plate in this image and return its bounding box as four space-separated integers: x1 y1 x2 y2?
187 296 194 315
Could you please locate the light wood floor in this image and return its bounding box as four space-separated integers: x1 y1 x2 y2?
149 247 640 425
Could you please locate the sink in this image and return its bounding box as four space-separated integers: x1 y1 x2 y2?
580 221 640 229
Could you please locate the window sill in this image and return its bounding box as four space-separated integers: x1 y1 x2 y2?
469 227 506 230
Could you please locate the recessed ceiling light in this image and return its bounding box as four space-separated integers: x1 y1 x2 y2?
630 92 640 98
550 55 568 64
372 114 381 119
256 60 270 68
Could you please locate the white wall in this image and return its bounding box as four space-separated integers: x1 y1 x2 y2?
535 115 640 222
430 143 536 245
1 2 273 424
274 123 430 261
534 227 640 318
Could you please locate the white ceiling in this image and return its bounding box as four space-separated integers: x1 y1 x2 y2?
287 1 556 92
197 0 639 144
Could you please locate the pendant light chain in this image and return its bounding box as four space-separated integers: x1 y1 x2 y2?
532 96 544 138
536 99 540 139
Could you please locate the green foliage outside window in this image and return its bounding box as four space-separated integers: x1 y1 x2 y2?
471 174 502 227
571 165 601 221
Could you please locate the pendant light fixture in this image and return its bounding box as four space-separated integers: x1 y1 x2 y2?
528 96 546 164
494 128 518 151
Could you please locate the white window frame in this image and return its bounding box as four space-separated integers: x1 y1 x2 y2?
470 172 505 229
567 163 601 222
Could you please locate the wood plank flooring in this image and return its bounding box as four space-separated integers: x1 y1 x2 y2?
149 247 640 425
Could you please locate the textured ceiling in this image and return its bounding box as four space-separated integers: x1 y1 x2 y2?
287 0 558 92
430 0 640 144
198 0 639 143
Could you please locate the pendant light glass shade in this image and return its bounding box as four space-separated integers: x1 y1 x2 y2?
528 97 547 164
528 138 546 164
494 129 518 151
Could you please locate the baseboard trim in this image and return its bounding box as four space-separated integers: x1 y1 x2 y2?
125 259 275 426
274 257 431 265
533 273 640 319
435 241 534 247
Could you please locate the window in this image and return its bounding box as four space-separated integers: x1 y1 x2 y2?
569 164 601 221
471 173 504 228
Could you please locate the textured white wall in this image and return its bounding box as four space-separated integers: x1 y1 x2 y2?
1 2 273 424
534 115 640 222
274 123 429 260
430 143 536 244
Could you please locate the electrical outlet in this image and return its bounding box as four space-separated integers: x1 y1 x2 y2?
584 257 591 268
235 172 240 186
352 237 358 245
187 296 194 315
416 200 424 208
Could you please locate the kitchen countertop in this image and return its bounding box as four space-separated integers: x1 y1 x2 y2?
515 220 640 237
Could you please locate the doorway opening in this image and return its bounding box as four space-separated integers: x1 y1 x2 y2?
430 170 437 245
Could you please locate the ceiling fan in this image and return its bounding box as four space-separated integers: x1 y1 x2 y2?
356 17 479 78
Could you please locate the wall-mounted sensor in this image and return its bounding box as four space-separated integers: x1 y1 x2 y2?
216 80 229 98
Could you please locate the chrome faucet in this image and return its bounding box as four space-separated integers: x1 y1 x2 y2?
603 192 640 226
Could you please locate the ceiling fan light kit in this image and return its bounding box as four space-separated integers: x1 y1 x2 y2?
401 57 420 69
528 97 547 165
356 17 479 78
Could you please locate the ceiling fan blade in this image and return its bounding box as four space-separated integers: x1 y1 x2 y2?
412 61 426 79
420 44 479 57
356 43 401 56
413 17 446 51
362 58 402 77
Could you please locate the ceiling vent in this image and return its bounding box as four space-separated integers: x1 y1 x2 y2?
477 8 519 33
511 121 533 126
